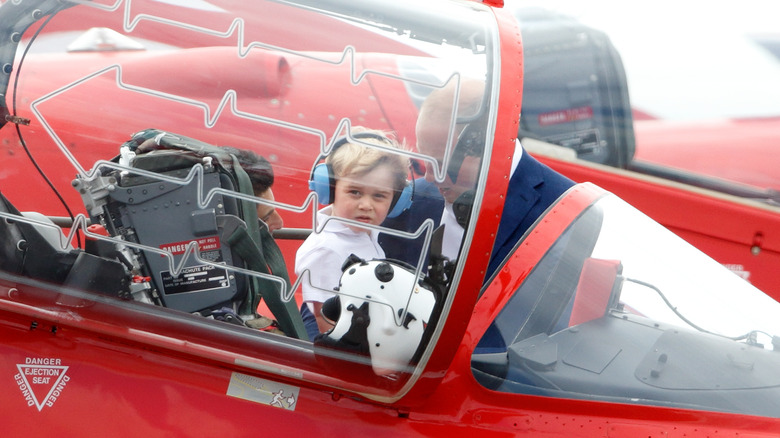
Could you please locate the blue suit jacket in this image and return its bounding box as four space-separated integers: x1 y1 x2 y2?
486 153 574 279
380 153 574 280
379 178 444 266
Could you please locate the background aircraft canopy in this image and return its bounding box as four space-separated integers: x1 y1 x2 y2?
509 0 780 201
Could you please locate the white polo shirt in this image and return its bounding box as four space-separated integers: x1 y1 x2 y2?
295 206 385 304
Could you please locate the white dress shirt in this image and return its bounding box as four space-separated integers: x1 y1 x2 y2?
438 140 524 260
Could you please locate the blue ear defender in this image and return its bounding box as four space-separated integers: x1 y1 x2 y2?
387 180 413 218
308 132 413 218
309 162 336 205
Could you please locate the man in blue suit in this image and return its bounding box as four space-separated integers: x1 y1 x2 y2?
381 79 574 282
486 144 574 279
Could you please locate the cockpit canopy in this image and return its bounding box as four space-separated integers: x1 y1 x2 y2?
0 0 501 400
474 188 780 418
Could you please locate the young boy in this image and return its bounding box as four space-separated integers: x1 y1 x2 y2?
296 128 409 338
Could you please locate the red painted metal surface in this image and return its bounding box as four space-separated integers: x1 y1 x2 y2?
1 1 780 436
539 155 780 299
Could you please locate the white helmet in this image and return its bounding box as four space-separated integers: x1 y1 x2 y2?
316 257 438 376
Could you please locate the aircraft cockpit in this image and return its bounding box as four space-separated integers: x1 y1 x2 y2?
2 0 780 425
0 0 501 399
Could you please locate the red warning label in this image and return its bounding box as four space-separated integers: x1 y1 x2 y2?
538 106 594 126
160 236 220 255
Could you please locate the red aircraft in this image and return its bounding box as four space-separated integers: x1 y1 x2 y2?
1 1 779 437
5 0 780 297
507 1 780 297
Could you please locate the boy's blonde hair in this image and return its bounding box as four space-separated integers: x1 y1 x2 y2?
326 127 409 193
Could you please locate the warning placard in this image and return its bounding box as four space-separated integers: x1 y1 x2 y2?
159 236 221 255
160 264 230 295
15 357 70 411
538 105 594 126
